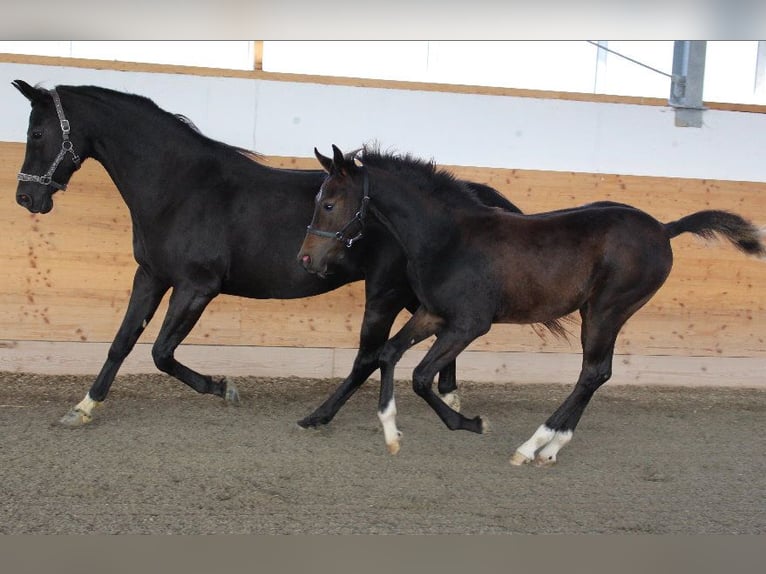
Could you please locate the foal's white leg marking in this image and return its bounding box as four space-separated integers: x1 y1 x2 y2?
509 424 555 466
439 391 461 413
378 399 402 455
535 430 573 466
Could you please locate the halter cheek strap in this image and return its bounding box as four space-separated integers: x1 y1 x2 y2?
17 88 81 192
306 169 370 248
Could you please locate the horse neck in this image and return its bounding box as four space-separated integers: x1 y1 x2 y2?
367 167 459 261
67 91 213 216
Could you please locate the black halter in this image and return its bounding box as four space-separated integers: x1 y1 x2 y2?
17 88 81 192
306 170 370 248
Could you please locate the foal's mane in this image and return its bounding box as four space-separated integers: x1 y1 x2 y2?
359 145 488 210
359 145 573 341
57 84 264 161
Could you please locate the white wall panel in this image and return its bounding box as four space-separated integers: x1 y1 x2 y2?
2 61 765 183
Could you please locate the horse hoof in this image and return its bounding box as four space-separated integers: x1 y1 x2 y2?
480 417 491 434
296 417 314 429
534 455 558 467
386 441 401 455
509 451 532 466
296 416 323 429
59 408 92 428
223 378 240 405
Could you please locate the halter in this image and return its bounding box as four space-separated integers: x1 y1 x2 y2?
17 88 81 192
306 169 370 248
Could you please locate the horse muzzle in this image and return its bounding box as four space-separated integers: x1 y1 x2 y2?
17 191 53 214
298 252 330 278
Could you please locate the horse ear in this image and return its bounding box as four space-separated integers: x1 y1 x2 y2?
331 144 358 176
12 80 46 104
314 147 335 174
332 144 345 166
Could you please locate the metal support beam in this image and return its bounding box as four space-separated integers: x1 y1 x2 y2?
669 41 707 128
754 41 766 99
593 40 608 93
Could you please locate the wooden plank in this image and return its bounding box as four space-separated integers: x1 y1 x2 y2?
2 144 765 364
2 52 764 114
1 340 763 389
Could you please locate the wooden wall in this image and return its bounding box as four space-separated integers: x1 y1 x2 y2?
2 142 764 381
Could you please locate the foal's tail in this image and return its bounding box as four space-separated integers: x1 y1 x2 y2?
665 210 766 258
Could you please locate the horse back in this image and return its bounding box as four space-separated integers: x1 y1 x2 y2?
449 205 673 324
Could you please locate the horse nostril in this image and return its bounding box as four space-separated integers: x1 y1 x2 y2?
17 194 32 207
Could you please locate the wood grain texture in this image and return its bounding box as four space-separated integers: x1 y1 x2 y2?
2 52 765 114
2 144 765 370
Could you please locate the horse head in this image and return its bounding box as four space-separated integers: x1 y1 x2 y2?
298 145 369 277
13 80 83 214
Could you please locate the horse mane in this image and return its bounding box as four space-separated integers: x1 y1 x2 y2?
358 144 489 210
56 84 265 162
359 143 573 342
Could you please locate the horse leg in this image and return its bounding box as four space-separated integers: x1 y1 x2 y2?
377 308 445 454
510 339 616 467
511 300 645 467
405 301 462 411
298 292 461 428
409 328 489 434
436 360 461 412
297 295 403 428
60 266 168 427
150 285 238 402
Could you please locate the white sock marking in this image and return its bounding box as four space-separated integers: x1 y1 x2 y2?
536 430 573 463
378 398 400 448
74 393 100 418
515 424 556 460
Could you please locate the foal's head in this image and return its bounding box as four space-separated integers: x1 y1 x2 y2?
13 80 84 214
298 145 367 277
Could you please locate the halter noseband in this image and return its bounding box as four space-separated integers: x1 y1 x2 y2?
17 88 81 192
306 169 370 249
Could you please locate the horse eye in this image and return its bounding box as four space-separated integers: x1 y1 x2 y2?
31 130 43 140
323 203 334 212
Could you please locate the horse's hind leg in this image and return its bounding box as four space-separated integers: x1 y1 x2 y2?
60 266 168 427
150 285 238 402
511 296 650 467
510 337 616 467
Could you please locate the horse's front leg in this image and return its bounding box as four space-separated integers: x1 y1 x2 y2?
377 308 445 454
60 266 168 427
410 326 490 435
297 293 404 428
298 293 462 429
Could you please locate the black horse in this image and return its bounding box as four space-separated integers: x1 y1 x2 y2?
299 145 765 463
13 80 522 427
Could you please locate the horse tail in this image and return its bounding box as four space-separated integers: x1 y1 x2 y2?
664 210 766 258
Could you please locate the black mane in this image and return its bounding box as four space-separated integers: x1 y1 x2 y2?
56 84 263 160
359 145 488 210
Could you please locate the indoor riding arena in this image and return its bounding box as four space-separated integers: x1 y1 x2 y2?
0 42 764 534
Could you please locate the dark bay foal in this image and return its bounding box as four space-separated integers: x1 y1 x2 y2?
298 145 765 464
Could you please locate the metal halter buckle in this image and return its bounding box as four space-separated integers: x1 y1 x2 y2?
306 170 370 249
